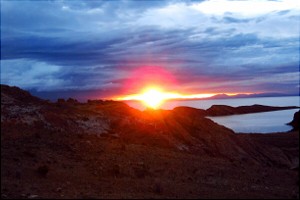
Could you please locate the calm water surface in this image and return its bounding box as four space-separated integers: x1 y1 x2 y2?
207 109 299 133
125 96 299 133
126 96 299 110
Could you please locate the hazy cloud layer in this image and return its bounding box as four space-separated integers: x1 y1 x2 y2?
1 0 299 100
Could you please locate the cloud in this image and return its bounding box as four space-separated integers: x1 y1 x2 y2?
191 0 300 16
1 0 299 99
0 59 67 91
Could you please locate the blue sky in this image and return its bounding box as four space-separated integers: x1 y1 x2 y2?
1 0 299 100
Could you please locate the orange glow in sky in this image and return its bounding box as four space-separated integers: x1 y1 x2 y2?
115 86 253 109
136 88 166 109
116 87 179 109
115 86 214 109
113 66 253 109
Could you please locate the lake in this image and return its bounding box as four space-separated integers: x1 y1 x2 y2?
207 109 299 133
125 96 299 133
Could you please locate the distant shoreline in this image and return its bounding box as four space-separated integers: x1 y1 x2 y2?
122 95 300 103
124 96 300 111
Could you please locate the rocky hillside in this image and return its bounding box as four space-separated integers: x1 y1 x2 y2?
1 85 244 159
206 104 299 116
1 84 299 199
288 111 299 131
2 84 296 165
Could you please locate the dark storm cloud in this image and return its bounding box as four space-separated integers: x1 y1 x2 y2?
1 0 299 99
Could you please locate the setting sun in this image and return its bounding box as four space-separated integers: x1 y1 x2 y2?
114 85 255 110
113 86 230 109
139 88 165 109
115 86 182 109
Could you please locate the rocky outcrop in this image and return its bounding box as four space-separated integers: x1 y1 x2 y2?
206 104 299 116
288 111 299 131
1 84 44 105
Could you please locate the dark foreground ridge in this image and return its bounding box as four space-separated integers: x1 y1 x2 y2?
1 84 299 199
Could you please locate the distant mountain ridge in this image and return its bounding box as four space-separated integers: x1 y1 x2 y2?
149 92 298 102
203 92 299 100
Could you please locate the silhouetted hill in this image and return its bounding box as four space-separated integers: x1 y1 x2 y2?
206 104 299 116
288 111 299 131
205 92 298 100
1 84 299 199
1 84 44 104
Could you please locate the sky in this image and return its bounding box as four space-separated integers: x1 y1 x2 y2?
1 0 299 101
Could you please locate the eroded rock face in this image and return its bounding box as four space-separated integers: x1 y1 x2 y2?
288 111 299 131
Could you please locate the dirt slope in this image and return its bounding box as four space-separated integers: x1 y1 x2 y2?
1 84 299 199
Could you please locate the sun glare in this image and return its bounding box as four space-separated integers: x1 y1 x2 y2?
139 88 165 109
114 86 254 110
114 86 183 109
